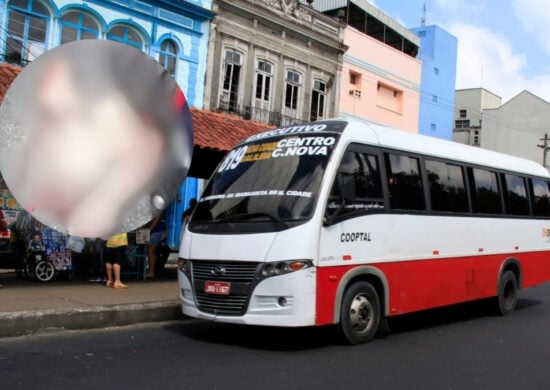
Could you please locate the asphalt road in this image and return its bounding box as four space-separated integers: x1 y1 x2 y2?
3 283 550 390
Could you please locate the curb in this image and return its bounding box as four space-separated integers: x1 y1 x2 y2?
0 301 185 338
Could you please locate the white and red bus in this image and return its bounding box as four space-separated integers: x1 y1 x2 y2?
177 119 550 344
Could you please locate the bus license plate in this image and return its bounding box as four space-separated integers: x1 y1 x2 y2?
204 281 231 295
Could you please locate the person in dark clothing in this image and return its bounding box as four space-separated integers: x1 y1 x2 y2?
88 238 106 282
146 212 166 278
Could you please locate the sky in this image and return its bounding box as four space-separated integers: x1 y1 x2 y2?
370 0 550 103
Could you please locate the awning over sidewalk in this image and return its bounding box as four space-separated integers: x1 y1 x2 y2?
0 63 274 179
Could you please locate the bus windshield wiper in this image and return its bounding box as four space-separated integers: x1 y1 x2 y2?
216 212 289 228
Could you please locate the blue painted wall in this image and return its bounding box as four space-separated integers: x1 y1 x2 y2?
410 25 457 140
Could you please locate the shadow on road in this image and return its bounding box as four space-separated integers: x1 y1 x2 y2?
387 296 542 334
164 320 341 351
166 296 543 350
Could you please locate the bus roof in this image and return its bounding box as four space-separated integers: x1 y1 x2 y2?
338 119 550 179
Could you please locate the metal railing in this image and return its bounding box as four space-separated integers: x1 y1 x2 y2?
217 103 305 127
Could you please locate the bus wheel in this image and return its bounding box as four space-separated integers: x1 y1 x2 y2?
496 270 518 316
339 281 381 344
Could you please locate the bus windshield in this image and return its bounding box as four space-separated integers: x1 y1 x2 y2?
190 131 342 233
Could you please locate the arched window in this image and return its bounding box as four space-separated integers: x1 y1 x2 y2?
6 0 51 65
107 24 143 50
158 39 177 76
60 10 100 44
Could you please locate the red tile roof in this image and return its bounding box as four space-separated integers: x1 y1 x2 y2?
0 63 22 104
190 107 275 151
0 63 273 152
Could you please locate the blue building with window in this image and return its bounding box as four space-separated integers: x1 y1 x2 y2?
0 0 214 248
410 25 457 140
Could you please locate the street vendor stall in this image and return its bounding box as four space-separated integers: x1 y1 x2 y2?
0 176 72 281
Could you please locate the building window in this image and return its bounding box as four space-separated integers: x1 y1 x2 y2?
377 82 403 113
418 30 426 37
310 79 327 121
107 24 144 49
432 95 438 103
349 71 361 98
158 39 177 76
459 109 467 118
284 69 301 111
59 10 100 44
434 67 439 75
255 60 273 102
349 71 361 86
455 119 470 129
221 49 242 112
6 0 50 65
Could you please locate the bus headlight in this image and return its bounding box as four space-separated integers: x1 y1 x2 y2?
259 260 313 278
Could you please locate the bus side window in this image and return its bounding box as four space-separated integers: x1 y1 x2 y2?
531 179 550 217
504 174 529 216
327 151 383 217
386 153 425 211
425 160 468 213
471 168 502 214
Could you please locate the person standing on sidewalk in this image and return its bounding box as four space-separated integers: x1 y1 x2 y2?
146 212 165 279
104 232 128 289
88 238 106 283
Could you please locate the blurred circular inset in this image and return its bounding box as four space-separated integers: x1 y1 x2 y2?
0 40 193 238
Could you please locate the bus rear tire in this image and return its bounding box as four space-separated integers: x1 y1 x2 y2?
496 270 518 316
339 281 381 344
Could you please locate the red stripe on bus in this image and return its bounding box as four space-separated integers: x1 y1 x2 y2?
315 250 550 326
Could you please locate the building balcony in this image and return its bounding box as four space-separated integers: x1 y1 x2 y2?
217 102 305 127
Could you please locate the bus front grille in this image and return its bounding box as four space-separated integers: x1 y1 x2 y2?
191 261 260 315
194 292 249 315
192 261 259 282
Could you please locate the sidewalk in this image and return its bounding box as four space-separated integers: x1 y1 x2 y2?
0 267 185 338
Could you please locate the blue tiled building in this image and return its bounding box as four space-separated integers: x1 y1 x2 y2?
410 25 457 140
0 0 213 107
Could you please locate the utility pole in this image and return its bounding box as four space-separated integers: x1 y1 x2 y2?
538 133 550 167
421 4 426 27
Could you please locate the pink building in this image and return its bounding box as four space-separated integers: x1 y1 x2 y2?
314 1 422 133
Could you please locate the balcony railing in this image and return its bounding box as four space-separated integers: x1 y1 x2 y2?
217 103 305 127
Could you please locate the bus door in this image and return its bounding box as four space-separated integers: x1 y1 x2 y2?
317 144 389 323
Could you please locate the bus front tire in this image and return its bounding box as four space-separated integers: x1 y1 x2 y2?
496 270 518 316
339 281 381 344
